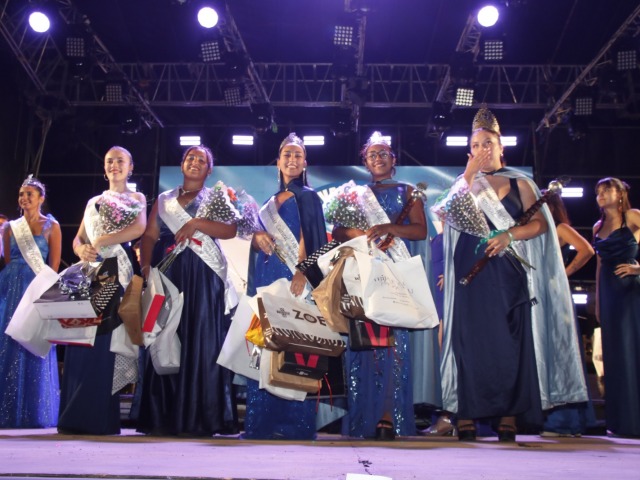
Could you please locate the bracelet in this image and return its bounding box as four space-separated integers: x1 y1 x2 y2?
506 230 515 245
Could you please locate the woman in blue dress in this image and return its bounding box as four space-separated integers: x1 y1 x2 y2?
592 177 640 437
243 133 327 440
332 132 427 440
137 145 238 437
0 176 61 428
431 109 587 442
58 146 146 435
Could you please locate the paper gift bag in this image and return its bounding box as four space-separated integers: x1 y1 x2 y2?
217 294 260 381
276 351 329 380
311 247 354 333
355 251 439 330
268 348 320 393
5 266 59 357
141 267 166 333
45 323 98 347
259 349 307 401
149 291 184 375
259 288 346 357
348 318 394 351
117 274 144 346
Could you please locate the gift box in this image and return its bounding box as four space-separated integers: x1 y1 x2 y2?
34 289 97 319
276 351 329 380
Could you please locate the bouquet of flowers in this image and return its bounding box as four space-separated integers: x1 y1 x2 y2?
323 180 369 231
197 181 242 224
229 188 262 240
97 190 144 235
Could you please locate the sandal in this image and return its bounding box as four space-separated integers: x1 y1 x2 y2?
456 420 476 442
375 420 396 441
497 423 517 442
420 415 457 437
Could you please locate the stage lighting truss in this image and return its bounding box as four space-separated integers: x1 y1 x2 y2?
201 40 222 62
455 87 475 107
224 86 244 106
333 25 354 47
616 49 637 71
482 39 504 61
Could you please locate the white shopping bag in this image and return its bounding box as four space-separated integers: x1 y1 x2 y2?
217 294 260 381
355 251 439 330
5 266 59 357
45 323 98 347
141 267 166 333
149 292 184 375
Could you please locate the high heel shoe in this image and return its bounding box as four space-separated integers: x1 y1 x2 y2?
375 420 396 441
497 424 517 442
419 415 457 437
456 421 476 442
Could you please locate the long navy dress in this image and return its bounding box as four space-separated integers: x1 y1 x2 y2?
0 220 59 428
243 195 318 440
451 179 542 427
340 182 415 438
594 223 640 437
136 200 237 436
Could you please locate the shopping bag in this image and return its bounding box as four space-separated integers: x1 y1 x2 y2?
296 239 341 288
348 318 394 350
5 265 59 357
355 251 439 330
217 294 260 381
141 267 166 333
311 247 353 333
276 350 329 380
340 255 367 320
258 280 346 357
45 322 98 347
267 347 320 393
258 349 307 401
143 271 181 346
117 274 144 346
149 292 184 375
245 313 266 348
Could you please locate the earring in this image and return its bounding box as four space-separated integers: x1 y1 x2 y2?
127 171 132 179
104 174 108 181
302 167 308 186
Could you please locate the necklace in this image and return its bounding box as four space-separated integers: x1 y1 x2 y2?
179 185 203 196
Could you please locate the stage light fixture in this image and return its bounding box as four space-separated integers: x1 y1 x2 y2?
201 40 221 62
303 136 325 146
333 25 354 47
197 6 219 29
572 86 596 116
477 5 499 27
482 38 504 61
224 86 244 106
180 135 201 146
232 135 254 146
455 87 475 107
561 187 583 198
616 49 637 71
28 11 50 33
446 136 468 147
105 83 123 102
65 36 85 58
331 108 354 137
501 136 517 147
120 108 141 135
251 103 274 134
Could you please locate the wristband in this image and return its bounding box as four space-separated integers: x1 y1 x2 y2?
506 230 515 244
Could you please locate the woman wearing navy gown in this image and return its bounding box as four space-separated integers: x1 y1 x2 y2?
431 109 587 442
137 145 238 436
331 132 427 440
243 132 327 440
58 146 146 435
592 177 640 437
0 176 61 428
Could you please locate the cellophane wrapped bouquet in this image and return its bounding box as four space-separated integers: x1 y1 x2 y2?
97 190 144 235
197 181 262 239
323 180 369 231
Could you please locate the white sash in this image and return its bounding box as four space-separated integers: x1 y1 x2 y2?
84 195 134 289
360 185 411 261
10 217 47 275
157 187 238 314
258 196 300 275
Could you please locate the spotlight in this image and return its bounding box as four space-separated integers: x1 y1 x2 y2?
120 108 141 135
201 40 221 62
197 6 219 29
303 136 325 146
331 108 354 137
232 135 254 146
105 83 123 102
482 38 504 61
431 101 452 132
180 135 201 146
251 103 274 134
477 5 499 27
616 49 637 71
572 86 596 116
223 86 244 106
455 87 475 107
28 11 50 33
446 136 468 147
333 25 354 47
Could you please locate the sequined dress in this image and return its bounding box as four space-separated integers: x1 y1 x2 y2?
0 222 59 428
594 224 640 437
341 181 415 438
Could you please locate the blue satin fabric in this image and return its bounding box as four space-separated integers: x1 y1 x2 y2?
341 182 416 438
137 199 237 436
594 227 640 437
243 195 318 440
451 180 543 426
0 231 59 428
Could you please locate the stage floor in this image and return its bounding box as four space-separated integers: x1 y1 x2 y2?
1 428 639 480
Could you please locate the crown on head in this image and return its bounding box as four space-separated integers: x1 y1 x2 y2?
472 107 501 136
363 131 391 150
279 132 306 155
21 174 46 196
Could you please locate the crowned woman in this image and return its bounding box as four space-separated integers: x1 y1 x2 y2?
58 146 146 435
0 176 61 428
431 108 587 441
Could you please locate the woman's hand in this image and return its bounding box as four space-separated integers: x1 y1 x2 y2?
174 218 199 245
252 231 275 255
614 261 640 278
290 270 307 297
76 243 99 262
485 231 512 257
366 223 394 244
437 274 444 291
464 148 492 180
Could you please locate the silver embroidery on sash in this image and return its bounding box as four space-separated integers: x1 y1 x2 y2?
258 197 300 275
10 217 47 275
158 187 238 314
